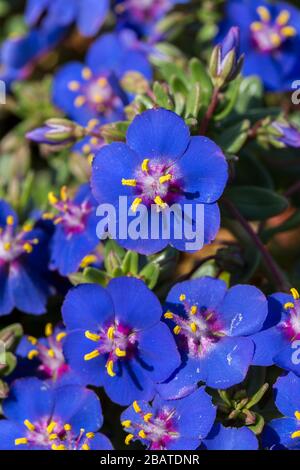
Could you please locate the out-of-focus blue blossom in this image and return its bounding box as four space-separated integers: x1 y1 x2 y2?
252 289 300 376
25 0 109 37
0 201 52 316
271 120 300 148
121 387 215 450
26 118 80 147
217 0 300 91
157 277 268 398
0 378 112 450
203 423 258 450
91 108 228 255
62 277 181 406
52 31 152 125
44 184 99 276
263 373 300 450
0 26 67 89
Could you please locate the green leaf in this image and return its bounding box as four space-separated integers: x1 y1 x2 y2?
153 81 173 109
234 151 274 189
104 240 125 274
246 384 269 410
121 251 139 275
247 413 265 435
0 323 23 349
83 268 109 286
235 76 263 114
189 58 213 105
215 77 242 120
214 120 250 154
225 186 289 220
1 352 17 376
140 262 160 289
185 83 201 119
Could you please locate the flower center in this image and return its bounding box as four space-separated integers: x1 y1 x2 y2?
165 293 225 358
15 419 95 450
122 158 183 212
122 400 179 450
84 322 138 378
116 0 171 22
44 186 92 236
280 288 300 341
0 216 39 264
292 411 300 440
250 6 297 53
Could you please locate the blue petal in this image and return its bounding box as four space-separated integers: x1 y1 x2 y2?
90 433 114 450
274 372 300 417
118 50 152 81
77 0 109 36
0 421 27 450
179 136 228 203
251 326 288 366
156 358 199 400
264 418 300 450
0 264 14 316
25 0 49 26
87 32 127 74
107 277 162 329
126 108 190 160
0 199 18 228
274 344 300 377
204 423 258 450
62 283 115 331
220 284 268 336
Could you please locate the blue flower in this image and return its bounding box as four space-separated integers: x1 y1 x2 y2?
52 31 152 125
217 0 300 91
0 378 112 450
62 277 181 406
26 119 77 147
252 288 300 376
0 25 66 89
156 277 267 398
0 200 52 316
25 0 109 37
120 387 215 450
44 184 100 276
91 108 228 255
262 373 300 450
203 423 258 450
16 323 82 386
271 120 300 148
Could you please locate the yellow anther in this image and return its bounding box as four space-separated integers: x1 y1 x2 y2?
164 311 174 319
107 326 115 340
60 186 68 202
23 243 33 254
179 294 186 301
284 302 295 310
122 420 132 428
4 242 11 251
251 21 263 31
63 424 72 432
131 197 142 213
48 192 58 205
24 419 35 432
22 222 33 232
98 77 108 87
82 67 92 80
27 350 38 360
190 322 197 333
291 430 300 439
84 349 100 361
281 26 297 37
80 254 97 268
125 434 134 445
15 437 28 446
90 138 99 146
81 443 90 450
86 432 95 439
190 305 197 315
291 288 300 300
276 10 290 26
295 411 300 421
106 360 116 377
257 6 271 22
87 119 99 130
32 238 39 245
115 348 126 357
55 444 66 450
42 212 55 220
51 444 57 450
74 96 86 107
85 330 100 342
27 335 37 345
87 154 95 166
83 144 91 154
138 430 147 439
47 421 57 434
159 174 172 184
121 178 137 187
68 81 80 91
143 413 153 423
94 94 103 104
154 195 167 208
270 33 281 47
56 332 67 342
45 323 53 337
133 401 141 413
49 433 58 440
6 215 14 226
173 325 181 335
141 159 150 173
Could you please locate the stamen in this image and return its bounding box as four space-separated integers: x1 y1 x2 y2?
24 419 35 432
81 443 90 450
276 10 290 26
47 421 57 434
84 349 100 361
49 434 58 440
27 336 38 345
131 197 142 213
133 401 141 413
23 243 33 254
48 192 58 205
86 432 95 439
173 325 181 335
121 178 137 187
281 26 297 37
190 322 197 333
291 288 300 300
154 196 167 208
74 96 86 108
60 186 68 202
125 434 134 445
291 430 300 439
257 6 271 22
143 413 152 422
80 254 97 268
115 348 126 357
64 424 72 431
164 311 174 319
284 302 295 310
106 359 116 377
107 326 115 340
56 332 67 342
122 420 132 428
6 215 14 226
45 323 53 337
27 350 38 360
270 33 281 47
295 411 300 421
138 430 147 439
179 294 186 301
82 68 92 80
251 21 263 31
159 174 172 184
98 78 108 87
68 81 80 91
4 242 11 251
85 330 101 342
43 212 55 220
141 159 150 173
23 222 33 232
190 305 197 315
15 438 28 446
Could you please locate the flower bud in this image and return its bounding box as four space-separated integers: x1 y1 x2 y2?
26 119 84 146
271 120 300 148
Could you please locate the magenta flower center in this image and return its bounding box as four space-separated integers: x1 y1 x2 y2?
250 6 297 53
0 216 39 265
280 291 300 341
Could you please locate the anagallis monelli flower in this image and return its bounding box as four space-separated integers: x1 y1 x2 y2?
44 184 99 276
0 200 52 316
157 276 268 398
120 387 215 450
203 423 258 450
62 277 181 406
217 0 300 90
252 288 300 376
0 378 112 450
263 373 300 450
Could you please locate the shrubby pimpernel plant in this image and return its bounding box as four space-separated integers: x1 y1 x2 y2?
0 0 300 452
